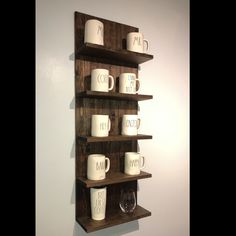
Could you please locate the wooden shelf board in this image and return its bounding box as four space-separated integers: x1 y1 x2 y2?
77 171 152 188
76 205 151 233
78 134 153 143
77 91 153 101
76 43 154 65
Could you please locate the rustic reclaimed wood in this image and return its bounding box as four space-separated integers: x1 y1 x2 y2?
75 58 139 93
76 181 137 219
77 171 152 188
77 90 153 101
75 12 139 56
77 205 151 233
75 141 138 180
75 11 152 233
76 43 154 65
77 134 153 142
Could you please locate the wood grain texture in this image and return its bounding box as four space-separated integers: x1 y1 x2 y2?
76 141 139 179
75 58 138 93
77 134 153 143
75 12 139 54
77 205 151 233
75 11 152 232
77 171 152 188
77 90 153 101
76 181 137 218
76 43 154 66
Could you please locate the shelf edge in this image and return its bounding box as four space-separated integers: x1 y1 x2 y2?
77 135 153 143
76 205 151 233
77 91 153 101
77 171 152 188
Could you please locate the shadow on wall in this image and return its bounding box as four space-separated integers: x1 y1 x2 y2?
70 180 75 204
70 139 75 158
69 53 74 61
70 95 75 159
73 220 139 236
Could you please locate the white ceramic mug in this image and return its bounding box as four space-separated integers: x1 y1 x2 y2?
91 115 111 137
90 187 107 220
127 32 149 53
84 19 104 45
119 73 140 94
122 115 140 136
87 154 110 180
91 69 114 92
124 152 145 175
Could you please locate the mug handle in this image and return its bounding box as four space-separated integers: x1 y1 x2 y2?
137 118 141 129
105 157 110 173
136 78 140 93
108 118 111 131
140 155 145 170
108 75 114 91
143 39 149 52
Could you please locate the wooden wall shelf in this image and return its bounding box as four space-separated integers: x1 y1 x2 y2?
75 11 153 233
78 134 153 143
77 205 151 233
76 43 154 65
77 91 153 101
77 171 152 188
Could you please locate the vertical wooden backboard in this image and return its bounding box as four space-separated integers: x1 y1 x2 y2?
75 11 139 222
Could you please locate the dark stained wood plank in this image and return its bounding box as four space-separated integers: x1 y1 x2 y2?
76 181 138 219
76 43 154 66
78 134 153 142
75 12 152 231
74 11 139 53
75 59 139 93
77 90 153 101
76 205 151 233
77 171 152 188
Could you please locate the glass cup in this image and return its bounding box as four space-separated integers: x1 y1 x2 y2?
119 188 136 213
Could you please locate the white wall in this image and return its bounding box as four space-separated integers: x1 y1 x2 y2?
36 0 189 236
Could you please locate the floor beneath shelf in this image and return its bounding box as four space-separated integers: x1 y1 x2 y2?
76 205 151 233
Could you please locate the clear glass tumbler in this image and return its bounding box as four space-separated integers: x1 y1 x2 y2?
119 188 137 213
